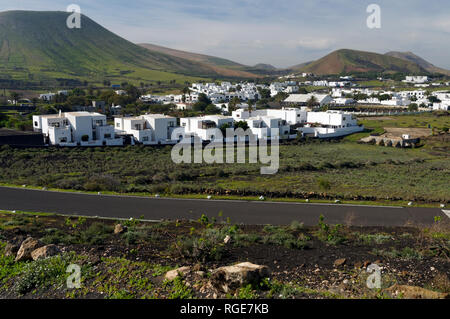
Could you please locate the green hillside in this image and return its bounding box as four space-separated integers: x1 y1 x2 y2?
0 11 249 85
291 49 428 75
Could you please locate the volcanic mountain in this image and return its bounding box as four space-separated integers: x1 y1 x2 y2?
0 10 259 83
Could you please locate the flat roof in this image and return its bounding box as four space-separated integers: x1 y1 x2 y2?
284 94 330 103
118 116 145 121
65 112 103 117
34 114 61 118
142 114 174 119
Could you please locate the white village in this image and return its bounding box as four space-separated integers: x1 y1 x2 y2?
31 75 449 147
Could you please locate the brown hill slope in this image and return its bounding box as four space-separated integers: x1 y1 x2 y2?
291 49 428 75
385 51 450 76
139 43 260 78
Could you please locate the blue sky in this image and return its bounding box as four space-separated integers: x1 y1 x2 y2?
2 0 450 68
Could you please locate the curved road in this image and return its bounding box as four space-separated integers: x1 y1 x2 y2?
0 186 446 226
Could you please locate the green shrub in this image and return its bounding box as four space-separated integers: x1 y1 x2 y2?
0 242 26 287
78 222 113 245
289 221 304 232
123 230 147 245
372 247 423 260
170 226 238 262
357 233 392 245
83 175 120 192
316 215 346 245
41 228 76 245
163 276 194 299
317 178 331 191
236 284 258 299
15 255 70 295
262 225 310 249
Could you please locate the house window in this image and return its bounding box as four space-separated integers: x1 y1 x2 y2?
143 136 149 142
34 121 38 127
104 134 111 139
116 123 121 128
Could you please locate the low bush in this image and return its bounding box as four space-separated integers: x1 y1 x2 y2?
15 255 70 295
262 226 310 250
78 223 114 245
316 215 346 245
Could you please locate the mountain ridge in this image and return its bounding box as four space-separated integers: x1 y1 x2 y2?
0 10 448 84
0 10 259 84
289 49 430 75
139 43 278 76
385 51 450 76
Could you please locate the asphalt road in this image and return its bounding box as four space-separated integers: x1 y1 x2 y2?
0 186 446 226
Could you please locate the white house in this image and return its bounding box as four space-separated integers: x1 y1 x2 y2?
243 116 291 140
399 90 426 100
432 103 449 111
254 108 307 125
232 107 307 125
33 112 123 146
176 103 193 111
232 109 251 121
332 98 356 106
403 76 429 84
313 80 328 87
180 115 234 142
299 110 364 138
39 93 56 101
284 86 299 94
115 114 180 145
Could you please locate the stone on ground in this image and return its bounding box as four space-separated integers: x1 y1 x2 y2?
114 224 127 234
164 266 192 281
211 262 270 293
31 244 61 261
15 237 41 262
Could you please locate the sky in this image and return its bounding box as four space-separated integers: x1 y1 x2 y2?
2 0 449 68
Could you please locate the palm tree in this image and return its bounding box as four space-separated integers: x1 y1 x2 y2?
307 96 318 108
182 87 190 95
